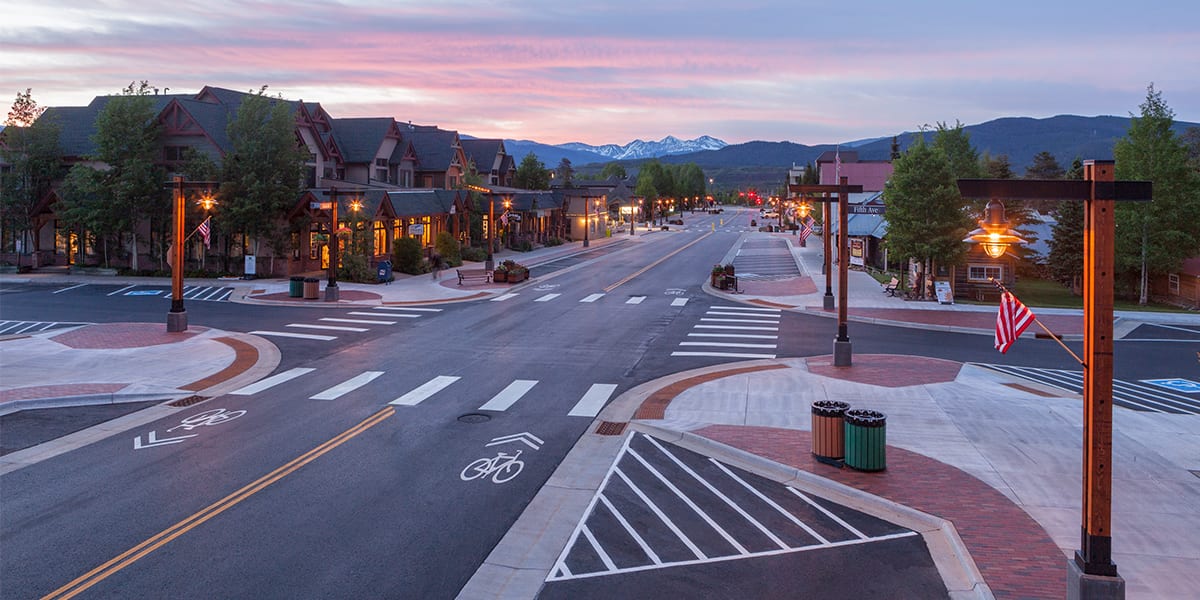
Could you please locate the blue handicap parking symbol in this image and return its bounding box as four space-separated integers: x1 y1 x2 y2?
126 290 164 296
1142 378 1200 394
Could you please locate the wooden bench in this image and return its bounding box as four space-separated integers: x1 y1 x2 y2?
456 268 492 285
883 277 900 296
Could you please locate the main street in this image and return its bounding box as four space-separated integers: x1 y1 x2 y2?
2 208 1197 598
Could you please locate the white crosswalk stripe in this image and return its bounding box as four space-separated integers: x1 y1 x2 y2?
373 306 442 313
535 293 562 302
580 293 605 303
671 298 689 306
249 330 338 341
569 383 619 417
389 375 461 406
626 296 646 305
673 305 783 359
478 379 539 411
491 293 519 302
230 367 316 395
322 316 398 325
310 371 384 400
287 323 368 332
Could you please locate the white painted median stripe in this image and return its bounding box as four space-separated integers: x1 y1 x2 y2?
478 379 539 411
678 341 777 349
491 293 519 302
688 333 778 339
310 371 385 400
287 323 369 332
535 293 561 302
249 330 338 341
693 324 778 331
671 351 777 359
671 298 689 307
580 293 605 303
373 306 442 312
568 383 618 417
230 367 316 395
323 316 397 324
389 375 461 406
626 296 646 305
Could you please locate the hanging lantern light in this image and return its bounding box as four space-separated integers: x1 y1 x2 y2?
964 199 1027 258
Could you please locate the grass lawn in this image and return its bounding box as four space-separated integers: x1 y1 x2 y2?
1006 278 1189 313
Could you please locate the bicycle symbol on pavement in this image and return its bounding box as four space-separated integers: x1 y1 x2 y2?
460 450 525 484
167 408 247 432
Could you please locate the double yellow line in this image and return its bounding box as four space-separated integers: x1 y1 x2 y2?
603 232 713 293
44 407 395 600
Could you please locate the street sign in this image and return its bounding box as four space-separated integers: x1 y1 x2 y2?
849 205 886 215
310 201 332 210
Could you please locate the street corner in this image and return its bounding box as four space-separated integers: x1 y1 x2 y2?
46 321 210 350
802 354 963 387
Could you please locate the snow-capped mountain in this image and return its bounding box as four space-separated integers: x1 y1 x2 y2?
558 135 726 160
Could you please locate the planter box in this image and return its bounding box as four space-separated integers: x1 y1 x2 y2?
507 271 527 283
493 271 508 283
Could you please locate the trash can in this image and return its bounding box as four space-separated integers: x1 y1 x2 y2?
843 409 887 472
376 260 392 284
289 276 305 298
811 400 850 461
302 277 319 300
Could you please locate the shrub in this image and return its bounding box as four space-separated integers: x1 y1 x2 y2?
461 246 488 262
392 237 425 275
338 254 376 283
543 237 564 247
513 239 534 252
435 231 462 267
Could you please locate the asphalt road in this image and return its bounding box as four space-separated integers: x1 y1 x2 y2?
2 210 1196 598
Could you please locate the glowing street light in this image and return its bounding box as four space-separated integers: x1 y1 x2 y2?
963 199 1027 258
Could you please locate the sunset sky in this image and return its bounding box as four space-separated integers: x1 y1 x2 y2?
3 0 1197 146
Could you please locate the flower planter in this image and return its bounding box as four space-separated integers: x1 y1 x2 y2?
508 271 527 283
493 271 508 283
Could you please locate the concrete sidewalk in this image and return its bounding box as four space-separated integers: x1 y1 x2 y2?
3 227 1198 598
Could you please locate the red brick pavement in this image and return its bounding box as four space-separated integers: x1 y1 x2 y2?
813 306 1084 335
634 364 789 420
698 425 1065 599
52 323 201 349
806 354 962 387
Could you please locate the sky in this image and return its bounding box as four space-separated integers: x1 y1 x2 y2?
2 0 1198 146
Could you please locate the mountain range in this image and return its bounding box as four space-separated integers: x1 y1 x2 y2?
503 115 1199 189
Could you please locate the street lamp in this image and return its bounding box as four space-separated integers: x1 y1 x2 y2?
963 199 1026 258
164 176 217 333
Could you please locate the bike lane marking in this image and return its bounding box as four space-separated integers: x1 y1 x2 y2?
46 407 395 600
389 375 460 406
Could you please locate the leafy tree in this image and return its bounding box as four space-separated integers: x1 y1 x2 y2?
555 158 574 187
514 152 550 189
675 163 706 208
981 152 1014 179
634 165 658 210
599 162 626 180
1025 151 1065 179
882 136 972 296
933 121 983 180
56 81 163 269
1046 159 1086 288
1113 83 1200 304
1 88 61 267
802 161 820 184
219 87 308 274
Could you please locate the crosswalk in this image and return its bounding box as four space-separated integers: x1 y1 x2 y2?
672 305 781 359
228 367 619 418
0 320 92 336
249 306 440 341
489 290 690 307
976 363 1200 415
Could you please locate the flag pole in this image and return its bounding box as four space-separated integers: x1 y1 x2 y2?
990 278 1085 366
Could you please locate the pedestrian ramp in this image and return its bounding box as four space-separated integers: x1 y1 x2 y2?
545 432 916 583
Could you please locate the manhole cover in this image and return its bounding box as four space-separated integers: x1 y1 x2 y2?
458 413 491 424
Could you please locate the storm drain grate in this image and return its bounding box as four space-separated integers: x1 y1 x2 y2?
458 413 491 424
595 421 627 436
168 395 210 407
1191 470 1200 479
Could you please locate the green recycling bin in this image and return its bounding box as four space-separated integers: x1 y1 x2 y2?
289 276 305 298
843 409 886 472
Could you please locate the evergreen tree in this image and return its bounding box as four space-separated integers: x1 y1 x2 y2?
882 137 972 295
1 89 61 268
981 152 1014 179
1025 151 1065 179
890 136 901 160
1046 158 1086 289
514 152 549 189
556 157 574 187
932 121 983 180
1113 83 1200 304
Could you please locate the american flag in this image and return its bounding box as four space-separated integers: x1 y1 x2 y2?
198 216 211 248
799 216 815 242
995 291 1035 353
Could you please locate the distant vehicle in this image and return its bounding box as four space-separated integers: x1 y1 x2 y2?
762 211 779 219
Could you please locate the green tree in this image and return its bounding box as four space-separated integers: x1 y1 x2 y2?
1113 83 1200 304
555 157 574 187
599 162 627 180
56 81 163 269
1025 151 1065 179
933 121 983 180
514 152 550 189
890 136 901 160
219 87 308 274
1183 127 1200 167
882 137 972 295
802 161 820 184
675 163 706 209
1047 159 1086 288
1 88 61 268
981 152 1014 179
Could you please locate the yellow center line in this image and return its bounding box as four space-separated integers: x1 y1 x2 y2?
44 406 396 600
603 232 713 293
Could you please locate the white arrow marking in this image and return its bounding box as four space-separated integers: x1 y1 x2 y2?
133 430 197 450
486 432 545 450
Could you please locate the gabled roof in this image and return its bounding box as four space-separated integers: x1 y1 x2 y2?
508 190 563 212
461 138 505 170
386 189 463 217
404 125 460 171
38 93 183 158
332 118 398 164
